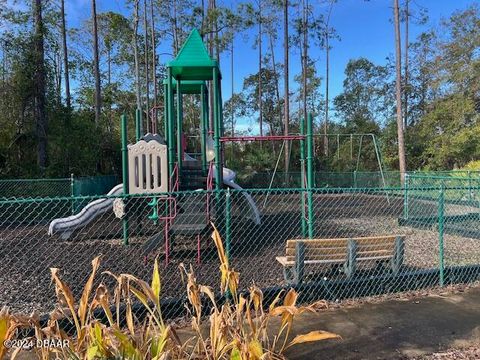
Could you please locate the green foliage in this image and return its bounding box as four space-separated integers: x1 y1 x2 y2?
0 1 479 178
461 160 480 171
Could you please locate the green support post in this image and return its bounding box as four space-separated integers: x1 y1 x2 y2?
135 108 142 141
218 83 224 164
167 68 175 180
200 85 207 174
403 173 409 220
306 113 314 239
438 185 445 287
121 114 129 245
163 83 168 137
213 67 222 191
176 78 183 180
300 117 307 238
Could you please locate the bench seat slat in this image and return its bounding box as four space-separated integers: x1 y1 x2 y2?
276 255 392 268
285 250 391 262
286 236 404 248
285 247 393 257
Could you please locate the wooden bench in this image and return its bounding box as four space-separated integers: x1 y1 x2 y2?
276 235 405 284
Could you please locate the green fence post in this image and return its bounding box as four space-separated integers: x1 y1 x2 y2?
299 118 307 238
468 171 472 203
353 170 357 188
121 114 129 245
438 184 445 287
403 173 409 220
225 188 231 261
306 113 314 239
70 173 75 215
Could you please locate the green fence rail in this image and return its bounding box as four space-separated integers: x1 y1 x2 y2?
235 170 480 189
1 176 480 323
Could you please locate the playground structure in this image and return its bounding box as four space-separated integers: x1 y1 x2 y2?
49 29 311 262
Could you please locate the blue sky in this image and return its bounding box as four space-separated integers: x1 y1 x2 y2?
63 0 474 132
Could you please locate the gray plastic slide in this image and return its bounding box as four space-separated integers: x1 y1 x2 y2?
49 166 260 239
217 166 261 225
48 184 123 239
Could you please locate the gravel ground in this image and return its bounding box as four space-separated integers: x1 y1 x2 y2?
416 348 480 360
1 193 480 317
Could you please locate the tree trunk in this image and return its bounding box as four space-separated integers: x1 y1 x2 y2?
231 39 234 137
60 0 71 110
107 47 111 86
258 0 263 139
301 0 308 127
324 34 329 156
143 0 150 133
323 0 334 157
394 0 407 184
403 0 409 129
230 38 234 164
92 0 101 126
269 32 282 135
283 0 290 184
150 0 158 133
55 51 62 105
133 0 142 136
207 0 215 132
34 0 47 173
173 0 179 55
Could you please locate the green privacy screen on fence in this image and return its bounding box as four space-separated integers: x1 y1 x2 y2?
0 175 119 223
0 175 119 199
71 175 119 196
1 174 480 325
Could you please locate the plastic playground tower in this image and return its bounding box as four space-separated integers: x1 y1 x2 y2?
49 29 265 253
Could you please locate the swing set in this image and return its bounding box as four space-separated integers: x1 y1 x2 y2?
262 132 387 193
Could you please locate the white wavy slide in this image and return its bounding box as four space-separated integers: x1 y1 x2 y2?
49 166 261 239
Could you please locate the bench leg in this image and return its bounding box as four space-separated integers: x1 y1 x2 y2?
391 236 405 275
344 239 357 279
283 267 296 284
295 241 305 284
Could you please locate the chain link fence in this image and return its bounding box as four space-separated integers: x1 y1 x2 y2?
2 176 480 324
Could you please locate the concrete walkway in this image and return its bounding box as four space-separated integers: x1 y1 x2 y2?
285 288 480 359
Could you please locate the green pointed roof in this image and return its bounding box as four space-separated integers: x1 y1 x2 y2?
167 29 219 80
